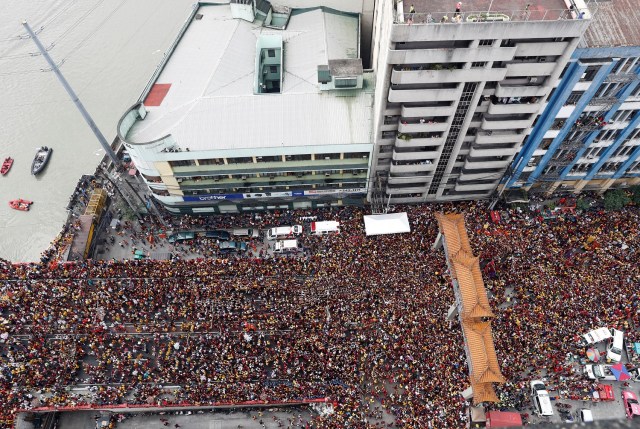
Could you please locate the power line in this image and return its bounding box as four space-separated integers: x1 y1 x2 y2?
0 0 77 56
59 0 128 64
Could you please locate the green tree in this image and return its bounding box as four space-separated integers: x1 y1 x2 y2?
603 189 630 211
576 197 590 211
630 185 640 205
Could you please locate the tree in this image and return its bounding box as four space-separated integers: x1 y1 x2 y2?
603 189 630 211
630 185 640 205
576 197 590 211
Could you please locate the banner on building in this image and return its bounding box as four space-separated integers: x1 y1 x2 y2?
183 188 366 202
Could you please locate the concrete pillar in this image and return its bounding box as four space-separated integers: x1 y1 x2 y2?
598 178 616 194
573 179 588 194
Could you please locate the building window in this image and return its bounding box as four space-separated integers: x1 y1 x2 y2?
471 62 487 68
255 155 281 163
268 49 275 57
344 152 369 159
317 153 340 160
169 160 196 167
227 157 253 164
479 39 493 46
198 158 224 165
269 65 277 73
384 115 400 125
285 154 312 161
566 91 584 105
581 66 600 82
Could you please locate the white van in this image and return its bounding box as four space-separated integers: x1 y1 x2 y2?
274 239 299 253
607 328 624 362
310 221 340 235
530 380 553 417
267 225 302 240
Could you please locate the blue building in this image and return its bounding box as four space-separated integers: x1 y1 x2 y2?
504 1 640 195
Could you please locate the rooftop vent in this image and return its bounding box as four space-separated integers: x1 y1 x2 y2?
318 65 331 84
318 59 364 91
230 0 256 23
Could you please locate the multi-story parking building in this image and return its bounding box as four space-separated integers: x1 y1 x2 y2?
369 0 591 206
117 1 373 214
505 0 640 194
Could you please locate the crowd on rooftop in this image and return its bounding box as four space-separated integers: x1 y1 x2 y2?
1 199 639 428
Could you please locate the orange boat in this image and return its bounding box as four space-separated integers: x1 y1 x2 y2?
9 199 33 211
1 157 13 175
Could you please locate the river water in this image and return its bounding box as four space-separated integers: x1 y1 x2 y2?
0 0 194 262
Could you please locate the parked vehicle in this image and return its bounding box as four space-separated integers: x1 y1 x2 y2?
205 230 231 240
168 232 195 243
595 383 614 401
232 228 259 238
607 328 624 363
219 241 247 253
623 390 640 419
531 380 553 416
274 239 299 253
267 225 302 240
584 364 617 381
310 221 340 235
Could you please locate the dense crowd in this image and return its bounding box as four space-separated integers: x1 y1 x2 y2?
1 200 639 428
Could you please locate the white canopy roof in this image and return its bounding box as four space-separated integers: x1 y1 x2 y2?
363 213 411 236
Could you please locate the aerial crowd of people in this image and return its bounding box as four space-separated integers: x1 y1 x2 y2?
1 199 639 428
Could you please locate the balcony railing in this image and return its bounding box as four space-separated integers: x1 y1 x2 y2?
394 8 590 25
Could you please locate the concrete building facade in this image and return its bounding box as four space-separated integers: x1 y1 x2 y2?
117 1 374 214
505 0 640 195
369 0 592 206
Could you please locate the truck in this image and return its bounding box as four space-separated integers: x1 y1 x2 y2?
310 221 340 235
267 225 302 240
274 239 299 253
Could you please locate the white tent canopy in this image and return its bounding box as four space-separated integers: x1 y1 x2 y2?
363 212 411 236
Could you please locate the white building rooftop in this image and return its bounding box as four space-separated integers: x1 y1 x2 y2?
127 4 373 151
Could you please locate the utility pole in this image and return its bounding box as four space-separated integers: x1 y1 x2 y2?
22 20 119 166
23 20 152 218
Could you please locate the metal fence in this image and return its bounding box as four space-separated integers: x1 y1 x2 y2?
396 8 590 24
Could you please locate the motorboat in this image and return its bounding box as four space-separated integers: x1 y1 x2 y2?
1 157 13 175
31 146 52 175
9 199 33 211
